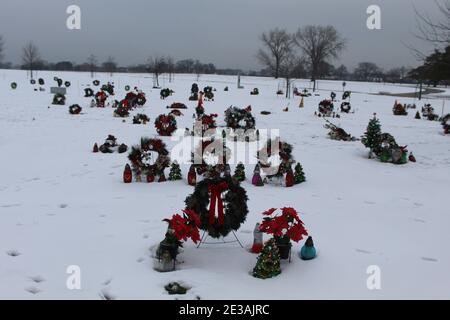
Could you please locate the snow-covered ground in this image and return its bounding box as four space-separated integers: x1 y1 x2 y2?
0 69 449 300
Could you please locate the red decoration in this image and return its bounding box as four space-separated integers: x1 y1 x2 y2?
251 243 263 254
164 210 201 244
188 165 197 186
409 153 416 163
208 182 228 226
285 170 294 187
147 172 155 183
123 164 132 183
93 143 99 153
259 207 308 243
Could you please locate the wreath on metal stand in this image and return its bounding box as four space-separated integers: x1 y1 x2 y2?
185 176 248 241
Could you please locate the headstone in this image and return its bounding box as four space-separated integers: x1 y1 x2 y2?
50 87 67 95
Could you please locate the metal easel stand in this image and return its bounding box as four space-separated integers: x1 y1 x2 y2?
197 230 244 249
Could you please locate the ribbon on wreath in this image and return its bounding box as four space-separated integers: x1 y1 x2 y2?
208 182 228 226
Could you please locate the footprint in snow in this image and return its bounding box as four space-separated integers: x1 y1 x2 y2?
25 287 41 295
421 257 438 262
7 250 21 257
1 204 22 208
356 249 372 254
413 218 426 223
413 202 424 207
102 278 113 286
137 257 145 263
143 234 149 239
29 275 45 283
364 201 376 205
59 204 68 209
99 289 116 300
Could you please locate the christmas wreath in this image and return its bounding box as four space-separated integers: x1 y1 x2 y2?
69 104 82 115
191 139 232 177
224 106 256 131
203 86 214 100
342 91 351 100
185 176 249 238
52 93 66 105
128 137 171 178
257 139 295 183
318 100 334 116
155 114 178 136
160 88 174 100
30 79 36 85
84 88 94 97
11 82 17 89
93 80 100 86
65 81 71 88
133 113 150 124
340 102 351 113
101 83 114 95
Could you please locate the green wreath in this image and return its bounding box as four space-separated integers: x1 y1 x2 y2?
11 82 17 90
128 137 170 177
52 93 66 105
185 176 248 238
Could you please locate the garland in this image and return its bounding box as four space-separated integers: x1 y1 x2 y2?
185 176 249 238
128 138 170 177
155 114 177 136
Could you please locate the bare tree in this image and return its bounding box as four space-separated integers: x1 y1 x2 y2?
22 42 41 79
415 0 450 47
166 56 175 82
148 56 166 87
102 56 117 76
294 25 346 91
87 54 98 78
0 35 4 65
354 62 382 81
279 54 304 98
257 28 294 79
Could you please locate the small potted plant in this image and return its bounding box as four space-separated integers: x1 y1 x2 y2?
259 207 308 260
156 210 201 271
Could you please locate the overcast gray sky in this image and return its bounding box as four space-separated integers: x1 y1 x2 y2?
0 0 444 70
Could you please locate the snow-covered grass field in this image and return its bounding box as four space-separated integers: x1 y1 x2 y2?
0 69 449 299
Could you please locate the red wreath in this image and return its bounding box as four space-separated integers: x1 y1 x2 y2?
155 114 178 136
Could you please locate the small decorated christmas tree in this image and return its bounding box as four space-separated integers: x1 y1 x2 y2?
415 111 421 119
169 161 182 181
294 163 306 184
361 114 382 158
253 239 281 279
233 162 246 182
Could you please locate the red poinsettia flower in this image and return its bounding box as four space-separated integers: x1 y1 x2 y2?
281 207 300 221
262 208 277 216
183 209 201 227
286 222 308 242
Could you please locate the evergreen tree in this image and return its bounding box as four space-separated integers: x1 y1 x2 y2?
415 111 421 120
294 163 306 184
253 239 281 279
233 162 246 182
169 161 182 181
361 115 382 158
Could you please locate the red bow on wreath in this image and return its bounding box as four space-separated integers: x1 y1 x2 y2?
208 182 228 226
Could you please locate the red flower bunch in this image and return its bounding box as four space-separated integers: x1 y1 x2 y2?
259 207 308 243
164 210 201 244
